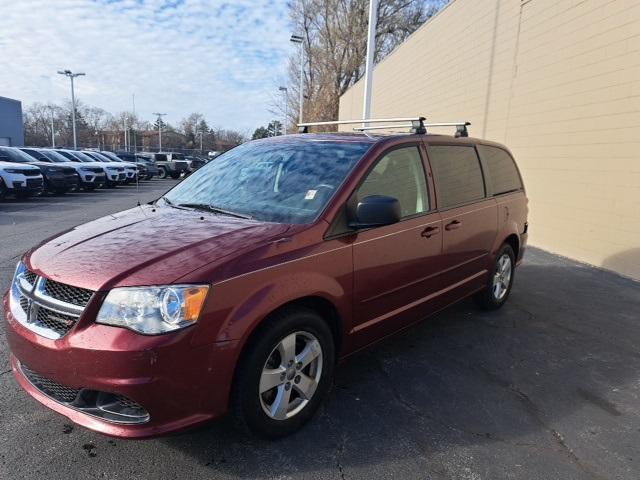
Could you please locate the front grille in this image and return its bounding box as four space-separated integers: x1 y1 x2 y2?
19 297 29 313
26 178 43 187
63 167 76 174
21 364 80 403
22 170 41 177
35 306 78 336
23 269 37 286
90 167 103 173
44 279 93 307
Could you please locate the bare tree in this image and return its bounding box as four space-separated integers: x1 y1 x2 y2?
283 0 447 128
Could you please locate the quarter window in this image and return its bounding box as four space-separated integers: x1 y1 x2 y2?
428 145 485 208
477 145 523 195
356 146 429 218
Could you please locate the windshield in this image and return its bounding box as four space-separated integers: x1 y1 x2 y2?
41 150 70 162
0 146 33 163
162 139 371 224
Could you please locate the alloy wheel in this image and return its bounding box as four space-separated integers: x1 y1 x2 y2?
492 253 512 300
259 331 323 421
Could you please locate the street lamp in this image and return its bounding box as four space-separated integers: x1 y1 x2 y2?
152 113 167 151
362 0 378 126
57 69 85 149
196 130 204 154
290 34 304 123
279 86 288 135
48 106 56 148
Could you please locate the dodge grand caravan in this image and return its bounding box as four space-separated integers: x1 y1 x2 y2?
4 119 528 438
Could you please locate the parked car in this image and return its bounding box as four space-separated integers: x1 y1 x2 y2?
82 151 139 184
17 147 80 193
0 146 69 196
0 160 43 199
141 152 189 179
98 151 149 181
114 152 158 180
185 156 207 174
56 149 125 188
4 121 527 439
31 149 106 190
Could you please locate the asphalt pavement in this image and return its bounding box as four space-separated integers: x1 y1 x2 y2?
1 180 639 479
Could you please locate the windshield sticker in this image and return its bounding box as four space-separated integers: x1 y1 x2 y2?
305 189 318 200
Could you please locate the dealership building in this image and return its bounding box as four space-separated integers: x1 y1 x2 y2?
339 0 640 280
0 96 24 147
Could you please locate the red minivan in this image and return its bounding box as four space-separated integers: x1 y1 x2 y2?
4 122 528 438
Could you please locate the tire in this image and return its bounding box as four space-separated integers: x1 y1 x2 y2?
231 307 335 438
0 179 7 200
158 167 168 179
474 244 516 310
170 172 180 179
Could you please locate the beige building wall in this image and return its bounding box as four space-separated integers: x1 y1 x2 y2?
339 0 640 280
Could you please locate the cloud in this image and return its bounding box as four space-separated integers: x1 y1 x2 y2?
0 0 292 131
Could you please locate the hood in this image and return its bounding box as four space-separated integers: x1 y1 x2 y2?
26 205 291 291
0 161 41 171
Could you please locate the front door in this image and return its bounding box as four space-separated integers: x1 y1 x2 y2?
351 145 444 349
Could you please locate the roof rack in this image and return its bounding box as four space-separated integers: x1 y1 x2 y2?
297 117 470 137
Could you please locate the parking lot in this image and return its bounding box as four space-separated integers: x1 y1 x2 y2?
1 181 639 480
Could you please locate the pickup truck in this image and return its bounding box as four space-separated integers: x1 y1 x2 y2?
140 152 189 179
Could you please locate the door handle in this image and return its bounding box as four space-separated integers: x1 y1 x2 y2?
421 226 440 238
445 220 461 231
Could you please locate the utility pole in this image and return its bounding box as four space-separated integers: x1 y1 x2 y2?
290 34 304 123
279 86 288 135
132 93 137 152
152 113 167 151
57 69 85 149
362 0 377 126
197 131 203 153
123 118 128 152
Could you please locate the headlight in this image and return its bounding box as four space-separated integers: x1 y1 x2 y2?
79 167 93 172
5 168 27 174
96 285 209 334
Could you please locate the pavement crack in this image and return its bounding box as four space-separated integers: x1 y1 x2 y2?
0 369 12 376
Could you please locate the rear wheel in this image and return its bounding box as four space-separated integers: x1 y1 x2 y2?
474 244 515 310
231 307 335 438
158 167 168 179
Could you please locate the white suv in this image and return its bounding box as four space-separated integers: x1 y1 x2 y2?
0 161 44 199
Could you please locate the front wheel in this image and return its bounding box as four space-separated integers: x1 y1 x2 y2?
157 167 167 179
474 244 515 310
231 307 335 438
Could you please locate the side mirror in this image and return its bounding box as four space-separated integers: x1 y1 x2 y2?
349 195 401 229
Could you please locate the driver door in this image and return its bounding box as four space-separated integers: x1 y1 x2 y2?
351 145 444 349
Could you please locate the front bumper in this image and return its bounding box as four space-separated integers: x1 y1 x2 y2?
46 173 79 191
79 172 106 187
9 177 44 194
3 292 238 438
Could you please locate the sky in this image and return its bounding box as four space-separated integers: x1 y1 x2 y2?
0 0 293 132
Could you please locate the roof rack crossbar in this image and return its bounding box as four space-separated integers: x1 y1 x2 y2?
424 121 471 138
297 116 425 134
352 124 413 131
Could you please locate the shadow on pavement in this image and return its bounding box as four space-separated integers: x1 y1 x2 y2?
161 248 640 479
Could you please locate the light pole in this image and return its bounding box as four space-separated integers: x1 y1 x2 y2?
48 106 56 148
362 0 378 126
123 118 128 151
152 113 167 151
290 34 304 123
57 69 85 149
279 86 288 135
197 131 203 154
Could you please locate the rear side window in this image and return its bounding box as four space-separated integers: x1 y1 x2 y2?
427 145 485 208
477 145 523 195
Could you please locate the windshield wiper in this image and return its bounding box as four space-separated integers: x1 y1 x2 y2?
175 203 252 220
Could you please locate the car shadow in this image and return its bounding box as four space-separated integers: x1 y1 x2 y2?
160 248 640 478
